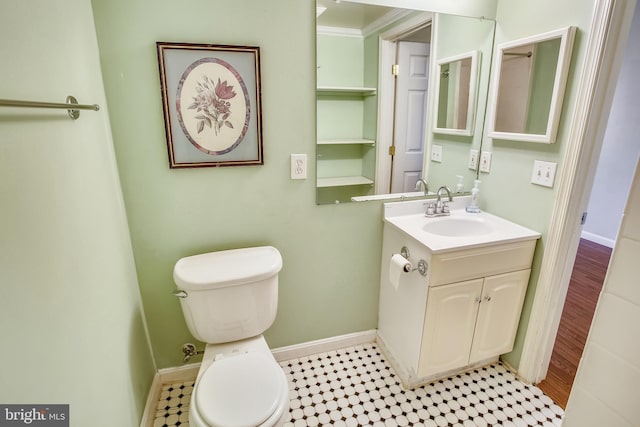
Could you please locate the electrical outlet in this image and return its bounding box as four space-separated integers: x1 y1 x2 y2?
479 151 492 173
290 154 307 179
469 149 479 170
531 160 557 187
431 145 443 162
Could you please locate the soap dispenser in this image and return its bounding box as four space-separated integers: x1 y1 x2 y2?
455 175 464 193
466 180 481 213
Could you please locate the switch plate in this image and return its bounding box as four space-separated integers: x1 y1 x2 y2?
531 160 557 187
479 151 492 173
290 154 307 179
431 145 443 162
469 149 479 170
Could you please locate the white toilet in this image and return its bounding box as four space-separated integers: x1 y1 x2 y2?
173 246 289 427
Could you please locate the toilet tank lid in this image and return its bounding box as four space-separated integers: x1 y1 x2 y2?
174 246 283 290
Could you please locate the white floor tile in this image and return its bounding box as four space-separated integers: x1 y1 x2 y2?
152 343 563 427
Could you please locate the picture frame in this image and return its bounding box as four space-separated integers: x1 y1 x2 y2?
156 42 263 168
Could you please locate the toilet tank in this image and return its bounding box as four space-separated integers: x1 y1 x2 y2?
173 246 283 344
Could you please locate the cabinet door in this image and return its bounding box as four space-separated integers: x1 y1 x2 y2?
418 279 483 377
469 269 531 364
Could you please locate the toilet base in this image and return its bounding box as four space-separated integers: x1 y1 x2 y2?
189 335 290 427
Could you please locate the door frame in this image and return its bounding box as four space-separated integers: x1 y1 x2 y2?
518 0 637 383
375 12 434 194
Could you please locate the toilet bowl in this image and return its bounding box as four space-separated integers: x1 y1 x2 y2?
173 246 289 427
188 337 289 427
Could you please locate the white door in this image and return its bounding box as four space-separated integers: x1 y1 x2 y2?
418 279 483 377
469 269 531 364
391 41 430 193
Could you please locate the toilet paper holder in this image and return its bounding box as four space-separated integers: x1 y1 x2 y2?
400 246 428 277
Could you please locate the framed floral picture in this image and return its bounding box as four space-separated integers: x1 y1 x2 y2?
156 42 263 168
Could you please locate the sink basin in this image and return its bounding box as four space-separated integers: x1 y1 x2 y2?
383 198 541 253
422 217 493 237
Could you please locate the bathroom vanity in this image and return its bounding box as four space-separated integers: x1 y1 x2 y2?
377 197 540 388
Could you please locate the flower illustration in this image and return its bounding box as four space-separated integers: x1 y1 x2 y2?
187 75 236 135
215 78 236 99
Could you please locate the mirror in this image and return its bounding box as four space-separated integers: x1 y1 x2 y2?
315 1 495 204
487 26 576 144
433 51 480 136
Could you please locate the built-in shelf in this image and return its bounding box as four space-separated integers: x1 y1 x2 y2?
317 176 375 188
317 138 376 146
317 86 377 96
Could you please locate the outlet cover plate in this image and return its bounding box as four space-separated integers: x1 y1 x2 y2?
531 160 557 187
479 151 492 173
291 154 307 179
431 145 443 162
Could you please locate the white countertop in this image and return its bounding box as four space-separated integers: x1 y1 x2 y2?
383 197 541 254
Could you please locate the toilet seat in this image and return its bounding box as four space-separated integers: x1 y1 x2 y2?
195 352 287 427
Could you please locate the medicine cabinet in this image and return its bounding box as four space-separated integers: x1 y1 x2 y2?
487 26 576 143
433 50 480 136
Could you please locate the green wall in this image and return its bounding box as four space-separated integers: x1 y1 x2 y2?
483 0 596 367
428 13 496 192
90 0 598 372
92 0 384 368
0 0 155 424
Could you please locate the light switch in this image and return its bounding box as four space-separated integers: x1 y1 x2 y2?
469 149 479 170
531 160 557 188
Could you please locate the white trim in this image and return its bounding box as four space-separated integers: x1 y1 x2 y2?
271 329 377 362
362 9 415 38
486 26 577 144
140 372 161 427
140 364 200 426
432 50 481 137
581 230 616 248
157 362 201 383
140 331 377 425
317 25 363 38
518 0 636 383
374 12 434 195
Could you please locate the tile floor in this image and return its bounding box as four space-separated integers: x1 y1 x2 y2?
152 343 564 427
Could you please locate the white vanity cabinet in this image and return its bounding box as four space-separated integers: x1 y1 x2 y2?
377 208 539 388
418 269 530 377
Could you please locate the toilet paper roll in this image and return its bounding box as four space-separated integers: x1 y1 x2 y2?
389 254 412 291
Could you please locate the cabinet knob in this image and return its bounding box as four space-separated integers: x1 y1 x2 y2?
484 295 492 302
475 297 482 303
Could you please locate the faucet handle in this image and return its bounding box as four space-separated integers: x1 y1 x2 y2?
442 202 450 214
425 202 436 216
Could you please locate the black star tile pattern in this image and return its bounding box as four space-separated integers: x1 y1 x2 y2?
280 343 563 427
153 380 193 427
152 343 564 427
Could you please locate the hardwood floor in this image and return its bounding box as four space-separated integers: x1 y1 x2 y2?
536 238 612 408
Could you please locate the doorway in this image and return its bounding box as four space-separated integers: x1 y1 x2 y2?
390 39 430 193
374 13 433 195
535 0 640 407
537 239 611 407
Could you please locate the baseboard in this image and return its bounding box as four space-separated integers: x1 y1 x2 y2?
501 357 532 385
140 330 377 426
140 372 161 427
271 329 377 362
581 230 616 248
157 362 201 384
140 363 200 427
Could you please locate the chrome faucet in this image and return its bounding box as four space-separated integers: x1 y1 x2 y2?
423 186 453 217
424 186 453 217
415 178 429 196
436 186 453 214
